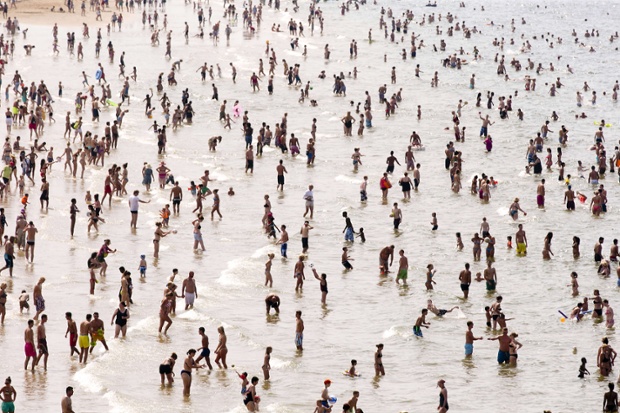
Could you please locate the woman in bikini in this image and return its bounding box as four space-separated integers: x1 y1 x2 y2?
214 326 228 369
374 343 385 376
181 349 202 396
508 332 523 366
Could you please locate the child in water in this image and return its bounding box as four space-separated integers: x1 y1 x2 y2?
345 359 358 377
413 309 430 337
578 357 590 378
356 228 365 243
19 290 29 313
138 255 147 277
456 232 464 250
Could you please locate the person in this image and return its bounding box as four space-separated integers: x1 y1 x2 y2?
79 314 92 364
345 359 358 377
311 265 328 304
509 198 526 220
64 312 79 356
427 300 458 317
265 294 280 315
265 253 274 287
277 224 289 258
459 263 471 298
111 301 130 338
379 245 395 274
159 293 174 334
515 224 528 256
488 327 512 364
262 347 272 380
0 377 16 413
244 376 260 412
300 221 313 254
598 337 617 376
61 386 74 413
320 380 331 410
508 332 523 366
392 203 402 230
437 380 449 413
413 309 430 337
35 314 49 370
578 357 590 378
182 271 198 310
393 249 409 285
159 353 177 385
33 277 45 320
214 326 228 368
24 319 36 371
303 185 314 219
604 383 619 413
288 253 305 291
374 343 385 376
295 310 304 351
181 349 203 397
24 221 38 262
89 312 109 353
465 321 483 356
128 190 150 229
196 327 213 370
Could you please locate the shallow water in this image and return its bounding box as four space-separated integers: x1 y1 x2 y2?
0 0 619 412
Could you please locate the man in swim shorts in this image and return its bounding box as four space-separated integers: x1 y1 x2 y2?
465 321 482 356
79 314 92 364
182 271 198 310
488 327 511 364
515 224 527 256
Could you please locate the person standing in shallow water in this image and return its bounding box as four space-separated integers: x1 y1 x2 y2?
437 380 448 413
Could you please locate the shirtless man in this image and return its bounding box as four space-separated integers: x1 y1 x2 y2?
0 236 15 276
465 321 483 356
196 327 213 369
536 179 546 208
35 314 49 369
182 271 198 310
25 221 38 262
379 245 395 274
396 249 408 285
459 263 472 299
89 312 109 352
277 224 289 258
295 310 304 351
515 224 528 256
169 181 183 214
595 237 605 262
65 312 79 356
294 255 305 291
265 294 280 315
300 221 313 254
564 185 576 210
488 327 512 364
33 278 45 320
61 387 75 413
276 160 287 191
79 314 92 364
24 319 36 371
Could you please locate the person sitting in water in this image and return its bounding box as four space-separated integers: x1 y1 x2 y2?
427 299 459 317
